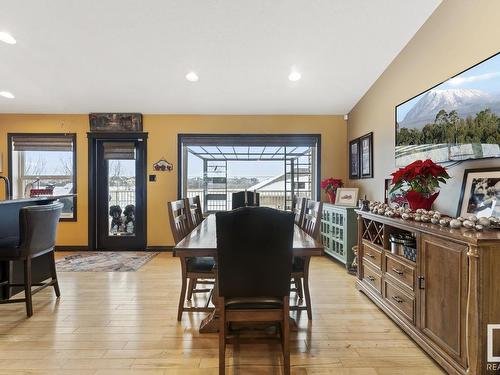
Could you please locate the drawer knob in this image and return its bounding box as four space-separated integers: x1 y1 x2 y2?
366 253 375 258
392 296 404 303
391 267 404 275
367 276 375 282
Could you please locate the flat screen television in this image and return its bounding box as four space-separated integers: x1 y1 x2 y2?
395 52 500 167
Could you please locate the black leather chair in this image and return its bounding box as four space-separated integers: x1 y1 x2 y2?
0 202 63 317
231 191 260 210
216 207 294 375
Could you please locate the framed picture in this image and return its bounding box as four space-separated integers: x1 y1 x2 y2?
89 113 143 132
335 187 359 207
457 168 500 218
385 178 407 208
360 132 373 178
349 138 360 179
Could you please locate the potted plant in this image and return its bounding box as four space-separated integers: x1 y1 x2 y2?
390 159 450 210
321 178 343 204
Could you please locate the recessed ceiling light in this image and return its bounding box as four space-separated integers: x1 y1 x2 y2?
0 91 15 99
288 71 302 82
0 32 16 45
186 72 199 82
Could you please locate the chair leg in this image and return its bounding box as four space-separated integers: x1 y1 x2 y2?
303 258 312 320
187 278 196 301
219 297 226 375
48 251 60 297
282 296 290 375
177 258 188 321
295 277 304 300
24 258 33 318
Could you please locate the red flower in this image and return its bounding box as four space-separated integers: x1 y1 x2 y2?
390 159 450 195
321 178 343 192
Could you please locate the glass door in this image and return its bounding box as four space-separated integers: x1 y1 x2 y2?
95 139 146 250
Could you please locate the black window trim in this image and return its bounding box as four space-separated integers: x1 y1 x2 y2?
7 132 78 222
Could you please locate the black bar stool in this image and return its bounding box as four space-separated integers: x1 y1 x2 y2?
0 202 63 317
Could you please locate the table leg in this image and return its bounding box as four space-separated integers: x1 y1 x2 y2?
199 264 220 333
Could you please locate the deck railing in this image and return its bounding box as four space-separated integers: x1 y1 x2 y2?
186 189 287 210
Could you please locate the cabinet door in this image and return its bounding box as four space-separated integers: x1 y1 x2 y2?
420 234 468 367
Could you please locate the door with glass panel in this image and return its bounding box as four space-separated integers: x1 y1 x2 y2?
95 138 146 250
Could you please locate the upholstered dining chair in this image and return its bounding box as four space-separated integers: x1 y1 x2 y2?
0 202 63 317
216 207 295 375
231 191 260 209
168 199 215 321
292 199 322 320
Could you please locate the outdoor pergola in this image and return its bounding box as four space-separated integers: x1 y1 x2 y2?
185 145 314 212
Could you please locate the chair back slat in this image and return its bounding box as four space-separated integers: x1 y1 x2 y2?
216 207 295 298
301 200 323 240
185 196 203 229
292 196 306 226
168 199 191 244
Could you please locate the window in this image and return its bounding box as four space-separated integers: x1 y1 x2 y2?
9 133 77 220
179 134 320 212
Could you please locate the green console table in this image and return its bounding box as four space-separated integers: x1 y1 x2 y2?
319 204 358 270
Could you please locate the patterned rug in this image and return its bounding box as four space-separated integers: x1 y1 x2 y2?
56 252 158 272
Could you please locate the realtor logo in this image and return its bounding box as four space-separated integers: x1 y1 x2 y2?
488 324 500 363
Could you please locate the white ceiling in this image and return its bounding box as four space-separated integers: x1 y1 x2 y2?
0 0 441 114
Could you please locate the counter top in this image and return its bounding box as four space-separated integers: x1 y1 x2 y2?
0 194 75 205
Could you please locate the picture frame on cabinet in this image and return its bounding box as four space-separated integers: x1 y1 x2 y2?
457 167 500 218
335 187 359 207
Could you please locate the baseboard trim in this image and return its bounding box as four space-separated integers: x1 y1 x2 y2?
55 246 174 252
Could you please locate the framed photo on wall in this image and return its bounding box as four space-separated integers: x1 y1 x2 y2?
457 167 500 218
349 138 360 179
89 113 143 132
360 132 373 179
385 178 407 208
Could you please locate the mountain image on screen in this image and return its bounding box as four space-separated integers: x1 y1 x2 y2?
395 53 500 167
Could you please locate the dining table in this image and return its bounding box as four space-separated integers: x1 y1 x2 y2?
174 213 324 333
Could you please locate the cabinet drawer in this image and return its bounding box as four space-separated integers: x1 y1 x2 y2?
362 264 381 294
385 255 415 290
383 281 415 324
363 241 382 270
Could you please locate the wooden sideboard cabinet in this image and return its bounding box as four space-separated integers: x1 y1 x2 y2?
320 204 357 269
356 211 500 375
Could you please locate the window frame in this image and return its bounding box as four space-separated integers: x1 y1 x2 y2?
177 133 321 208
7 133 78 222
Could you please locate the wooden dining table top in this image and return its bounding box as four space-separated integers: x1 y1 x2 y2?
174 214 324 257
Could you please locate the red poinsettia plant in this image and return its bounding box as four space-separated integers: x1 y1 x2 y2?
390 159 450 195
321 178 344 193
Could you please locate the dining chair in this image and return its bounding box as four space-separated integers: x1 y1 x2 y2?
0 202 63 317
231 191 260 209
216 207 295 375
183 195 211 300
292 199 322 320
185 195 204 230
168 199 216 320
292 196 306 226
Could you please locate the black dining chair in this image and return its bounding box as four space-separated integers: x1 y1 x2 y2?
0 202 63 317
216 207 295 375
231 191 260 210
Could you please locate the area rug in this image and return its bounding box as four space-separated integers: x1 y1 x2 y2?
56 252 158 272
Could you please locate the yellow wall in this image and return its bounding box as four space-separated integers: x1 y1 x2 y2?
0 114 346 247
347 0 500 215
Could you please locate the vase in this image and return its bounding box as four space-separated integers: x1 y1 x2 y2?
326 190 336 204
405 190 439 211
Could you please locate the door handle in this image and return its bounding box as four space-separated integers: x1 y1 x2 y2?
392 296 404 303
366 253 375 258
367 276 375 282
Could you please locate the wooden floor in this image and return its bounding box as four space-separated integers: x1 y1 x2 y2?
0 252 444 375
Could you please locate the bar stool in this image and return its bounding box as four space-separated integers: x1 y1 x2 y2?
0 202 63 317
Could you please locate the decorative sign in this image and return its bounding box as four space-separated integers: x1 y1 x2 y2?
153 158 173 172
89 113 143 132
